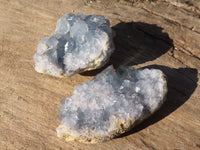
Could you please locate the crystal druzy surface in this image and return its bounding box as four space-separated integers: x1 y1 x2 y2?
33 13 114 77
57 66 167 143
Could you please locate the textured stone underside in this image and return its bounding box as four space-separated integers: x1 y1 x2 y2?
33 13 114 77
57 65 167 143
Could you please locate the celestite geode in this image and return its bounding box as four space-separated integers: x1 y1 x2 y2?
33 13 114 77
57 65 167 143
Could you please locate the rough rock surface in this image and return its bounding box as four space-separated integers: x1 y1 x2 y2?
33 13 114 77
57 65 167 143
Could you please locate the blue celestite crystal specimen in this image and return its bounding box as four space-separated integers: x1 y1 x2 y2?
33 13 114 77
56 65 167 143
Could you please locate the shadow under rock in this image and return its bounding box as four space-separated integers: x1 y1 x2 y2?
81 21 174 76
118 65 198 138
110 21 174 68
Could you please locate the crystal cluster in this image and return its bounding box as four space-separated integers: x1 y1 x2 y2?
57 65 167 143
33 13 114 77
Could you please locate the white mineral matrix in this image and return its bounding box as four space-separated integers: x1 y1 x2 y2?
33 13 114 77
57 65 167 143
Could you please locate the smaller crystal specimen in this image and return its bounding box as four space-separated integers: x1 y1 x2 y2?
33 13 114 77
57 65 167 143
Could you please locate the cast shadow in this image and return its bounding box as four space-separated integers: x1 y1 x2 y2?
81 21 174 76
110 21 173 67
118 65 198 138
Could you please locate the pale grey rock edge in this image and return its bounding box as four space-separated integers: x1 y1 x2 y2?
56 65 167 143
33 13 114 77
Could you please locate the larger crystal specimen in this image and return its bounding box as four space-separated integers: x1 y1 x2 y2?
33 13 114 77
57 65 167 143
